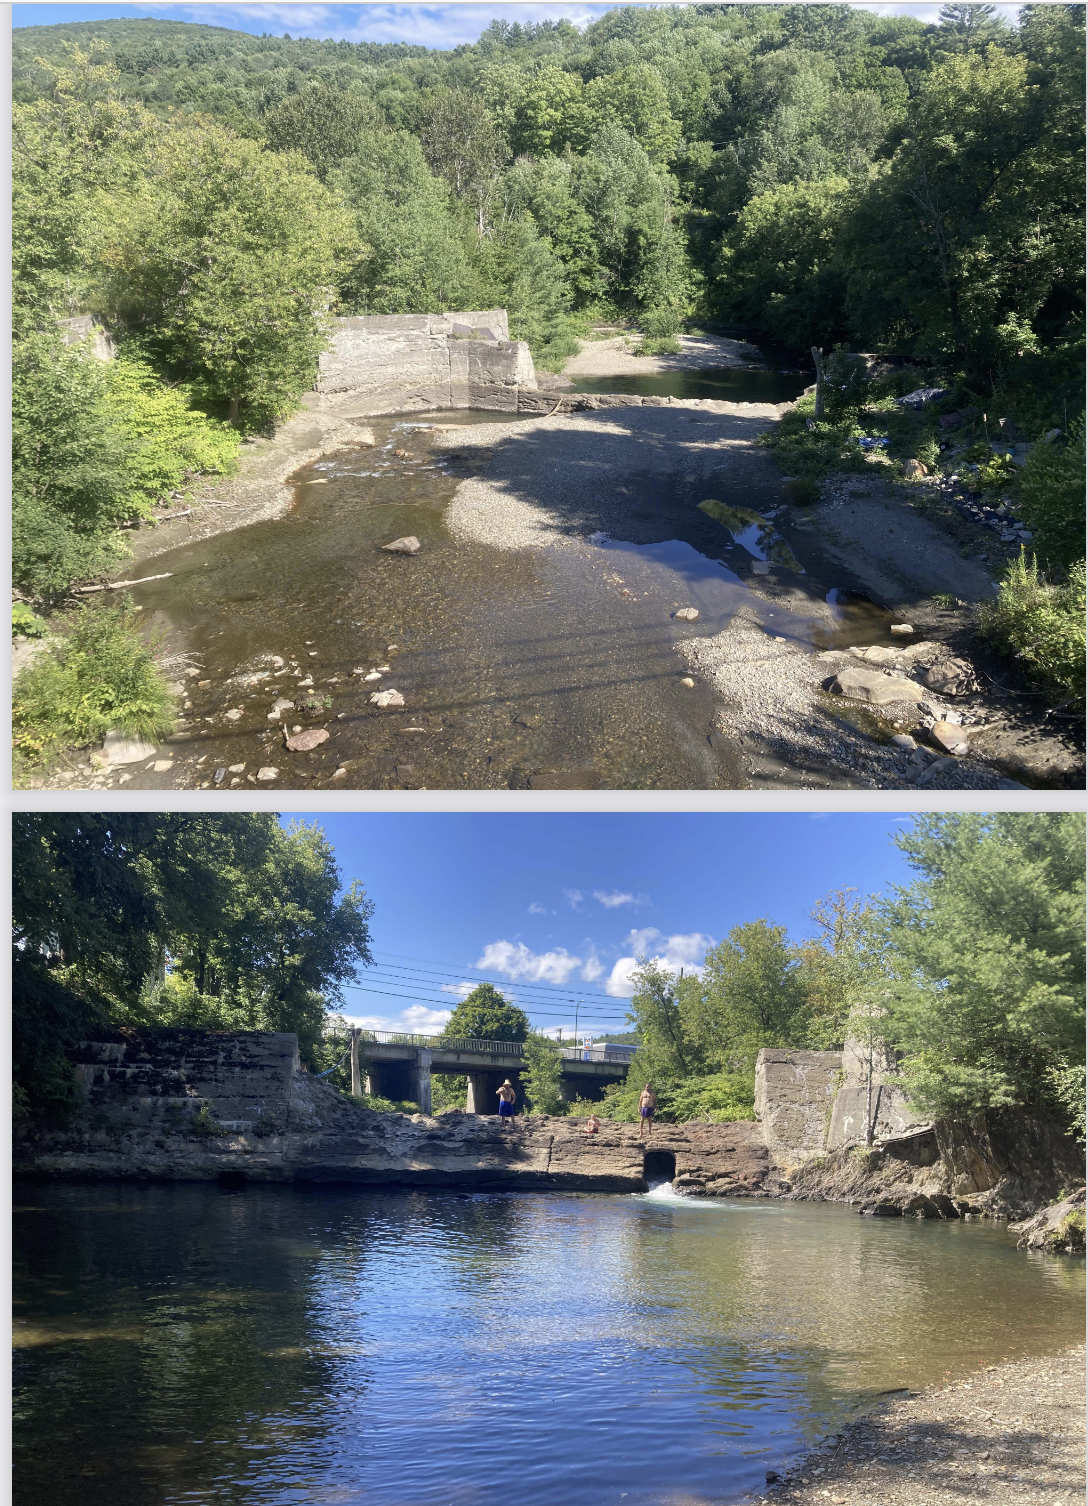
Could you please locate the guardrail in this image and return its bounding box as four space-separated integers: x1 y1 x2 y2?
349 1030 525 1056
559 1048 637 1064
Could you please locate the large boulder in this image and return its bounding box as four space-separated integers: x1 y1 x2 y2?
102 730 156 766
831 668 924 705
1010 1186 1086 1253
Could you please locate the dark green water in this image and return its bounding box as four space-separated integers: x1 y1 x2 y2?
567 367 806 404
13 1184 1083 1506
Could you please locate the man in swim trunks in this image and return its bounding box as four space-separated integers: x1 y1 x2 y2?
638 1084 657 1139
497 1080 516 1126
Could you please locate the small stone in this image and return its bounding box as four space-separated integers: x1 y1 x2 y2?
291 724 302 733
903 458 928 478
331 767 347 780
673 607 699 621
890 623 914 634
680 677 695 688
387 644 399 651
271 656 284 669
185 667 200 678
197 679 211 688
256 766 279 781
307 651 318 657
152 760 174 773
298 677 313 689
382 536 421 554
364 671 382 681
892 733 917 750
750 560 771 575
230 778 241 787
213 767 227 785
286 728 330 752
223 708 243 722
370 689 405 708
228 763 246 773
832 668 924 705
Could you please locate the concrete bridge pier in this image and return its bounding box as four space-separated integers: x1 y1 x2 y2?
465 1070 521 1115
415 1050 432 1116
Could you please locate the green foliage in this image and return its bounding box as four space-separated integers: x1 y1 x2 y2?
1016 426 1086 569
334 127 475 314
689 919 809 1072
12 597 175 764
522 1033 567 1115
442 983 529 1042
103 120 356 430
1047 1062 1086 1146
103 358 239 508
979 553 1086 705
11 814 374 1118
12 603 48 638
471 216 578 369
794 888 886 1049
12 332 135 603
881 813 1086 1120
263 84 377 181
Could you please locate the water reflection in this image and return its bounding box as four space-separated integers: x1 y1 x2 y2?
13 1185 1083 1506
568 368 805 404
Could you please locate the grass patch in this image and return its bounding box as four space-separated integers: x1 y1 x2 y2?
979 553 1086 707
12 596 176 769
634 335 682 357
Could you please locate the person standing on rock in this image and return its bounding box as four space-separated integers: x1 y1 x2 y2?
638 1085 657 1139
497 1080 517 1127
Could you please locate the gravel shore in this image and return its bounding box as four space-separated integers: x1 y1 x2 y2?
562 330 766 377
755 1346 1086 1506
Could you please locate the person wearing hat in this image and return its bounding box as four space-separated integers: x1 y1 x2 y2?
496 1079 517 1126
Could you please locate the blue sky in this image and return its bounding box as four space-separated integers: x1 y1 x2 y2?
13 3 1024 49
280 812 922 1038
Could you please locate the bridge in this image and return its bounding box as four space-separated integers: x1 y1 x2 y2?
350 1031 634 1115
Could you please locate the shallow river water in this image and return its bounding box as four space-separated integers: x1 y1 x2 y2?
13 1183 1084 1506
124 402 895 791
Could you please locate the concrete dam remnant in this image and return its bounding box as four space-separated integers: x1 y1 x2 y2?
16 1030 1079 1218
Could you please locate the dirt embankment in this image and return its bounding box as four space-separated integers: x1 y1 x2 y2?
753 1346 1086 1506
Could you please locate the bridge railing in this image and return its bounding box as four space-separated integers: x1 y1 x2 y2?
559 1048 637 1064
351 1030 525 1056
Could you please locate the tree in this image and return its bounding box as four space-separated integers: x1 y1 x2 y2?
442 983 529 1042
421 87 510 234
12 814 374 1119
103 120 355 429
263 84 377 180
881 813 1086 1121
334 128 475 314
626 958 691 1080
522 1033 566 1115
689 919 808 1071
795 887 886 1050
936 4 1009 54
842 49 1080 384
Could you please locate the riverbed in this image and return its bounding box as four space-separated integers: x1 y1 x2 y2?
13 1183 1084 1506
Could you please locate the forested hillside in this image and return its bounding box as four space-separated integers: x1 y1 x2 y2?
11 5 1085 736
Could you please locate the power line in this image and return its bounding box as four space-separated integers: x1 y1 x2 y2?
366 950 622 1006
341 981 632 1023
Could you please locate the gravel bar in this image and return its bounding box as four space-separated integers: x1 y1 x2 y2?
753 1345 1086 1505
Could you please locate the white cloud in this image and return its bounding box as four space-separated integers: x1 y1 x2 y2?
401 1004 453 1031
604 929 715 997
439 981 475 998
477 939 584 985
581 955 603 982
592 889 648 909
527 901 547 915
563 888 584 909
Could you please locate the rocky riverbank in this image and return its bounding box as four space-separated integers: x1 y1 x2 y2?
753 1345 1087 1506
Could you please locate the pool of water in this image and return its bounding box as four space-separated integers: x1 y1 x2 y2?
13 1184 1082 1506
567 367 807 404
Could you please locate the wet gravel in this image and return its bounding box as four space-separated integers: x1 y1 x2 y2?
753 1345 1086 1505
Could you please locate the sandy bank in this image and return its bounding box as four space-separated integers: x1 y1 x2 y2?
563 330 770 378
756 1345 1086 1505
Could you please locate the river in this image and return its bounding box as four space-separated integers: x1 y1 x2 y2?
13 1183 1083 1506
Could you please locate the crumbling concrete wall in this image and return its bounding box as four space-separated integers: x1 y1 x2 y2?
71 1028 299 1134
754 1048 843 1164
825 1035 932 1151
314 310 537 415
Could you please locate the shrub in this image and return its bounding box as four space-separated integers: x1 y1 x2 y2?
979 553 1086 706
522 1033 567 1115
12 596 176 764
104 358 238 511
1017 425 1086 569
12 602 48 638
